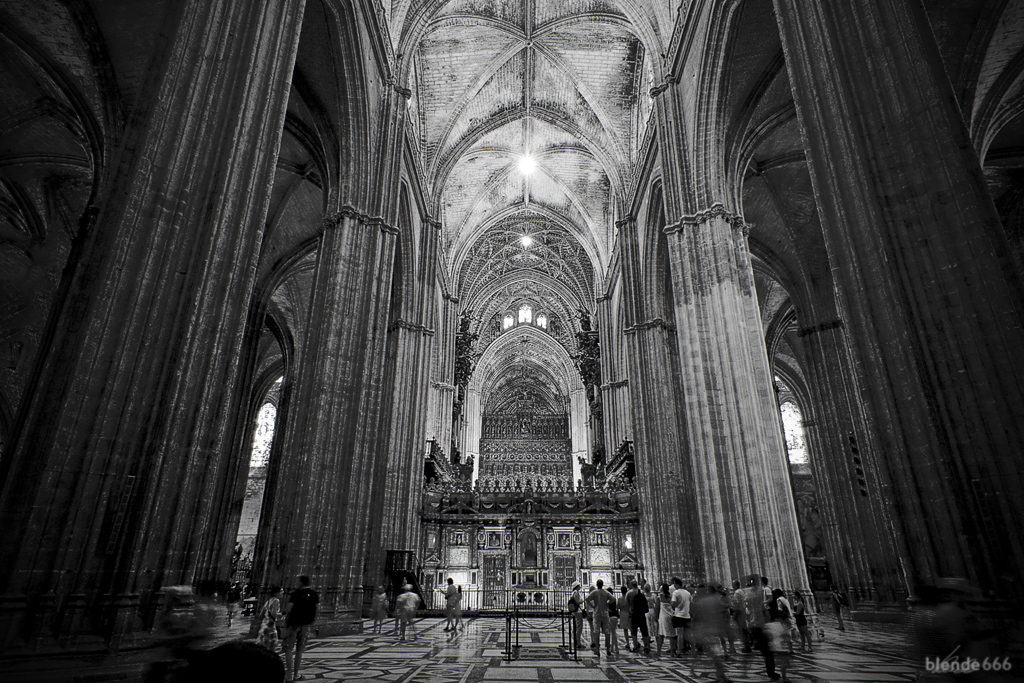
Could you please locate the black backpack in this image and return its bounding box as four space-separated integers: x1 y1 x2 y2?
632 591 649 616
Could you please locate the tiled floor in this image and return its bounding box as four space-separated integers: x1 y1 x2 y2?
0 613 1020 682
272 614 1016 683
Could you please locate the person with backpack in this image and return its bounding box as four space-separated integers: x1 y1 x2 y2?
626 580 651 653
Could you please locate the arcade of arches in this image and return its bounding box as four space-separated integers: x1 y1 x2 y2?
1 0 1023 649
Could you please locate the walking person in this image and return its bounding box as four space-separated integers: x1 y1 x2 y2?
371 585 389 635
693 584 731 683
731 580 751 652
443 578 458 632
767 588 794 682
257 586 284 653
226 582 242 628
829 585 848 631
282 575 319 683
617 586 632 652
586 579 614 655
745 576 778 680
791 591 812 651
452 585 464 632
396 584 421 641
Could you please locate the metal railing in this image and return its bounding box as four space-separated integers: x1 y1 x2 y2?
424 587 578 614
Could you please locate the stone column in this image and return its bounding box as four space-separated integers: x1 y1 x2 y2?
663 206 808 591
618 218 702 581
256 207 397 626
0 0 305 650
793 307 907 605
774 0 1024 601
375 218 440 578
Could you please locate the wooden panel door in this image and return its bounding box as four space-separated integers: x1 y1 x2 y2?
553 554 577 588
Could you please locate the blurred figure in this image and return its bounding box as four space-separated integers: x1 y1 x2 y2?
396 583 421 641
145 586 215 682
226 582 242 627
745 576 778 680
910 583 999 681
693 584 731 683
371 585 389 634
766 587 794 681
829 584 847 631
452 585 464 632
730 580 750 653
257 586 284 652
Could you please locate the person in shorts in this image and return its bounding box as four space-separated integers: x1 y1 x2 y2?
670 577 692 655
396 583 421 641
282 575 319 683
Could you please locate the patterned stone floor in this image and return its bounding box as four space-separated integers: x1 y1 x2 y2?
1 612 1021 682
275 613 1017 683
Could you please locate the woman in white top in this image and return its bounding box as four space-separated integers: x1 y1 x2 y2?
657 583 674 655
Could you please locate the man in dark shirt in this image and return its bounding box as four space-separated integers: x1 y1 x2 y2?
283 575 319 682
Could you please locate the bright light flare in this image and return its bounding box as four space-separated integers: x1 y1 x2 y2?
518 154 537 175
520 235 533 248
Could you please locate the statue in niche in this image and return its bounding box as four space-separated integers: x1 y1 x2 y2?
521 532 538 567
578 308 592 331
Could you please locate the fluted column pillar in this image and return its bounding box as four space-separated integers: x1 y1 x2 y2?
257 207 397 623
619 217 702 581
375 218 440 577
0 0 305 650
774 0 1024 602
664 206 808 591
794 311 906 604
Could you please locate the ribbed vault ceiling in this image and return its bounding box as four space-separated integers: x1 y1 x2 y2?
393 0 664 409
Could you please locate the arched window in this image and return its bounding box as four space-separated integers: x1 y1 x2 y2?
233 376 282 584
518 304 532 324
503 314 515 329
536 313 547 329
249 401 277 468
779 399 808 464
